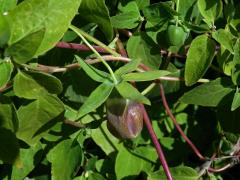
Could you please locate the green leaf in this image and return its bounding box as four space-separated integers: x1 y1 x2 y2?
217 46 234 76
7 0 82 56
0 0 17 13
17 94 64 145
115 145 157 179
127 33 161 70
13 70 63 99
232 39 240 85
122 70 171 82
75 55 111 83
148 166 198 180
114 58 141 78
11 144 43 180
47 139 83 180
212 29 236 53
6 29 45 64
0 60 13 89
231 89 240 111
77 82 114 119
79 0 113 41
111 2 141 29
0 14 10 47
0 128 19 164
0 95 18 132
185 34 216 86
116 81 150 105
198 0 223 26
180 78 234 107
91 121 121 155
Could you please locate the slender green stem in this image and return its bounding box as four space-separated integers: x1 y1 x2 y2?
141 83 156 96
70 25 118 84
70 25 120 57
175 0 180 26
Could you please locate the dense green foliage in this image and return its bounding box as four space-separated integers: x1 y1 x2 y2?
0 0 240 179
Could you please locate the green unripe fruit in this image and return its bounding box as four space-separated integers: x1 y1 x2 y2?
106 98 143 139
167 25 188 46
0 14 10 47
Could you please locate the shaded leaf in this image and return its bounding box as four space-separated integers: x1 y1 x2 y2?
0 14 10 47
122 70 170 82
77 82 114 119
17 94 64 145
13 70 63 99
231 89 240 111
47 139 83 180
116 81 150 105
185 34 216 86
76 55 111 83
79 0 113 41
0 60 13 88
180 78 234 107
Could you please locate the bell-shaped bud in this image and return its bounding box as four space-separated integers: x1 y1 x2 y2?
106 98 143 139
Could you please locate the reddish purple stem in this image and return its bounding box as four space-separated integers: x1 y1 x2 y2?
56 42 111 53
140 104 173 180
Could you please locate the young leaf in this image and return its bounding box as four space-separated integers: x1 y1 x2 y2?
127 33 161 70
13 70 63 99
6 29 45 64
17 94 64 145
79 0 113 41
116 81 151 105
0 60 13 88
212 29 236 54
231 89 240 111
185 34 216 86
77 82 114 119
75 55 111 83
148 166 199 180
180 78 234 107
47 139 83 180
114 58 141 78
198 0 223 26
122 70 170 82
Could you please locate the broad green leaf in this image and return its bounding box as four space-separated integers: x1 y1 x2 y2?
0 128 19 164
6 29 45 64
0 0 17 13
91 121 121 155
0 60 13 89
77 82 114 119
79 0 113 41
115 145 157 179
231 89 240 111
14 70 63 99
148 166 198 180
180 78 234 107
17 94 64 145
75 55 111 83
7 0 82 56
185 35 216 86
178 0 197 20
122 70 170 82
0 14 10 47
212 29 236 53
11 144 43 180
116 81 151 105
114 58 141 78
47 139 83 180
217 46 234 76
0 95 18 132
111 1 141 29
232 39 240 85
127 33 161 70
135 0 150 10
198 0 222 26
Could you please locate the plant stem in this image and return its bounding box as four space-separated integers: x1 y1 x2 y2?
159 83 205 160
140 104 173 180
141 83 156 96
70 25 118 85
70 25 120 57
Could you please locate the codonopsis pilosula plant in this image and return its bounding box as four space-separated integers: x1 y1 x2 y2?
106 97 143 139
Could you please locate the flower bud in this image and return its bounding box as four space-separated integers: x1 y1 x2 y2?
106 98 143 139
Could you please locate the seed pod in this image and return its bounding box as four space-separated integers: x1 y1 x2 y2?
106 98 143 139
